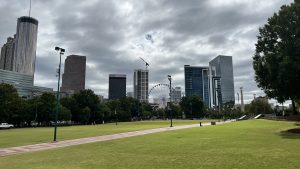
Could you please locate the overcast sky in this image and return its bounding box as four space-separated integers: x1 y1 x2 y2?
0 0 294 103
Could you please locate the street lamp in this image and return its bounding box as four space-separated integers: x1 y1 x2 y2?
168 75 173 127
53 46 65 142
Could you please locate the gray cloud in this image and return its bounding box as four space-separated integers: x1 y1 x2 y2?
0 0 294 102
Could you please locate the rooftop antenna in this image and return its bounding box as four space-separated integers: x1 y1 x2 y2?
29 0 31 17
139 57 149 70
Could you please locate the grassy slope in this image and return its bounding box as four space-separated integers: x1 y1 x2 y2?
0 120 300 169
0 120 211 148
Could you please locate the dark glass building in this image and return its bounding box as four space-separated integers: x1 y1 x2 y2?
109 74 126 100
209 55 235 106
184 65 210 106
61 55 86 94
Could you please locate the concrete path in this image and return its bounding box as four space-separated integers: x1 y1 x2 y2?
0 120 235 157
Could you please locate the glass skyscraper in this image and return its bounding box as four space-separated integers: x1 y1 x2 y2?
109 74 126 100
209 55 235 107
184 65 210 106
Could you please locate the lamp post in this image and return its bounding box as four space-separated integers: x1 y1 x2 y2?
168 75 173 127
54 46 65 142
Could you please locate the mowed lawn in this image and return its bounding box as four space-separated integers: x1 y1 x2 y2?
0 120 300 169
0 120 212 148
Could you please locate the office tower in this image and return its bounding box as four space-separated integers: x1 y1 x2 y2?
0 36 16 71
109 74 126 100
61 55 86 94
209 55 235 107
184 65 210 106
171 87 182 103
13 16 38 75
134 69 149 102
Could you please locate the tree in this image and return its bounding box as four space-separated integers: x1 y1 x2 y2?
0 83 20 122
253 0 300 114
78 107 91 124
59 106 72 121
180 96 205 118
247 99 273 116
169 104 182 118
38 92 56 125
73 89 100 122
61 97 80 122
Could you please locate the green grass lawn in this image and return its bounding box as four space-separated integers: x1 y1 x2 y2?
0 120 212 148
0 120 300 169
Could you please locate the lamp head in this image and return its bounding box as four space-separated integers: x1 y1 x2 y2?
61 48 65 53
55 47 60 51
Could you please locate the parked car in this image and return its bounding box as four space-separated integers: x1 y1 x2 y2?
0 123 14 129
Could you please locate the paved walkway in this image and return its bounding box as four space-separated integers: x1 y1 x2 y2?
0 120 235 157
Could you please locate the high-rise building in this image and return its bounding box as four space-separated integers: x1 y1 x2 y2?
209 55 235 107
109 74 126 100
61 55 86 94
0 36 16 71
134 69 149 102
171 87 182 103
184 65 210 106
13 16 38 75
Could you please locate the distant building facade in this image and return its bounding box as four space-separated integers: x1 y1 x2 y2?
134 69 149 102
0 36 16 71
13 16 38 75
209 55 235 107
127 92 134 98
109 74 126 100
0 69 52 97
171 87 182 103
184 65 210 106
61 55 86 94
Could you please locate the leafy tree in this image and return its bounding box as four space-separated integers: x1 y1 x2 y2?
9 99 32 127
38 92 56 124
73 89 100 122
61 97 80 122
59 106 72 121
169 104 182 118
0 83 20 122
247 99 273 116
253 0 300 114
79 107 91 124
180 96 205 118
96 103 111 123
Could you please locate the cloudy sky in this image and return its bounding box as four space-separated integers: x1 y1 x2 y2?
0 0 294 103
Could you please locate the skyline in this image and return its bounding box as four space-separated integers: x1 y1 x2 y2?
0 0 294 103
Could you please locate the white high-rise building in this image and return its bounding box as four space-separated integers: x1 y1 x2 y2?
171 87 182 103
133 69 149 102
13 16 38 75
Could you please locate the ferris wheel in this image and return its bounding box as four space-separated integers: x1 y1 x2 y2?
148 83 173 108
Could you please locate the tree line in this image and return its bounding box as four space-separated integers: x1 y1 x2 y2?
1 83 283 127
